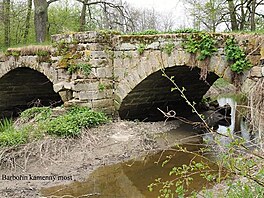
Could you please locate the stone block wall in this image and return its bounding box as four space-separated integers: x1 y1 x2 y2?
1 32 264 118
51 31 115 115
111 34 229 113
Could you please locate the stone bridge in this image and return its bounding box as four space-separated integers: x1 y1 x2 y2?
0 31 263 120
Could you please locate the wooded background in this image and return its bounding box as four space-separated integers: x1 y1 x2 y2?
0 0 264 50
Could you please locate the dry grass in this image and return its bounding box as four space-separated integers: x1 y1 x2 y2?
0 127 104 171
0 137 75 171
248 78 264 150
7 45 52 56
198 58 210 80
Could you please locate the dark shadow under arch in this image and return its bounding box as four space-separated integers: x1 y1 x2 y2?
119 66 219 121
0 67 63 118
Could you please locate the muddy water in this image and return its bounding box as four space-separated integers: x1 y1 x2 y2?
41 125 218 198
41 95 244 198
41 144 218 198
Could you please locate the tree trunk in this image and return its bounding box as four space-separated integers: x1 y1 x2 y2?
24 0 32 43
251 0 256 31
33 0 48 43
240 0 245 30
79 0 88 32
3 0 10 47
227 0 238 31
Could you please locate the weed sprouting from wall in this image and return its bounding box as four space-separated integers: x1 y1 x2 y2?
137 43 146 55
67 63 92 76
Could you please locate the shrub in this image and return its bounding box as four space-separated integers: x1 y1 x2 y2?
47 106 108 137
225 37 252 74
0 106 108 147
11 51 20 57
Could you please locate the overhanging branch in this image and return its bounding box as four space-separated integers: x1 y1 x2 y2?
47 0 60 5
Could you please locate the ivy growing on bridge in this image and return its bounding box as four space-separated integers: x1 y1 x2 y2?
183 32 217 61
162 42 175 56
224 37 252 74
183 33 253 75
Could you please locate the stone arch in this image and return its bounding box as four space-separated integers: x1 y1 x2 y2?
0 56 61 83
0 67 63 118
114 50 234 121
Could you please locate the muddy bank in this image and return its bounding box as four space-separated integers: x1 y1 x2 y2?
205 81 236 97
0 120 202 198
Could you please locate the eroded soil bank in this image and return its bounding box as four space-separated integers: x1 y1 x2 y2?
0 120 202 198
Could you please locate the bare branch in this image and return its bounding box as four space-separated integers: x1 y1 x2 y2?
47 0 59 5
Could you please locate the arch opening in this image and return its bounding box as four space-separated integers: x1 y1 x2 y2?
0 67 63 118
119 66 219 121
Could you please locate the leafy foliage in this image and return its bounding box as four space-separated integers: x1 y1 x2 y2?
147 144 219 197
48 4 81 35
0 130 28 147
98 83 106 92
137 43 146 55
183 32 217 60
225 37 252 73
0 106 108 147
150 160 212 197
0 107 52 147
0 118 28 147
225 180 264 198
162 42 175 56
11 51 20 57
47 106 108 137
148 130 264 197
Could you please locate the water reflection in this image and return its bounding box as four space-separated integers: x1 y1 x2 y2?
41 144 218 198
217 97 236 134
203 95 255 147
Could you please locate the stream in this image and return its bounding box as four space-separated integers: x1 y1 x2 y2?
41 95 252 198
